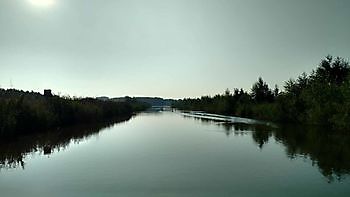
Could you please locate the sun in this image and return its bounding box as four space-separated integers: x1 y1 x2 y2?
28 0 56 7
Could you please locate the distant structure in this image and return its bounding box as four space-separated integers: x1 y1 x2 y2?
112 97 127 102
44 89 53 97
111 96 175 106
96 96 110 101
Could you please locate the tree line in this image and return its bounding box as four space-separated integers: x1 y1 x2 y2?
0 89 149 137
173 56 350 130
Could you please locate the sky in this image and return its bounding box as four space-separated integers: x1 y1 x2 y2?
0 0 349 98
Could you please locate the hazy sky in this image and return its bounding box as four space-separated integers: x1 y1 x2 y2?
0 0 349 98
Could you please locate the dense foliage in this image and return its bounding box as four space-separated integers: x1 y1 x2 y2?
173 56 350 130
0 89 149 137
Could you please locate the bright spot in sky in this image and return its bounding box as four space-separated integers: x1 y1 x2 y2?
28 0 56 7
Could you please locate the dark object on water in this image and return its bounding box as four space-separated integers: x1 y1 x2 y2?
43 146 52 155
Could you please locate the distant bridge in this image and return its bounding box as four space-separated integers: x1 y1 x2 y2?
150 106 173 111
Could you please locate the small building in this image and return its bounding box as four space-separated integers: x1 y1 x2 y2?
44 89 53 97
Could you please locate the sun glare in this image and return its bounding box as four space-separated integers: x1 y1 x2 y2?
28 0 56 7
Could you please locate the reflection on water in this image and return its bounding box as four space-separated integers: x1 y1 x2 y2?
0 111 349 188
0 116 131 170
183 112 350 183
274 125 350 182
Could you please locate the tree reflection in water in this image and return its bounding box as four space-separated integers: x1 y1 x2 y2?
186 114 350 183
0 116 131 170
1 113 349 183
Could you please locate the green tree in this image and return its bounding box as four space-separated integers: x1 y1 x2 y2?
251 77 273 103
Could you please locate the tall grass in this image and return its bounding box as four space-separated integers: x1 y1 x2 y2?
0 89 149 137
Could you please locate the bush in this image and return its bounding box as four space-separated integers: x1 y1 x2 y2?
173 56 350 130
0 89 149 137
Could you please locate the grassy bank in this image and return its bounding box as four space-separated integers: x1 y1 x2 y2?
173 56 350 130
0 89 149 137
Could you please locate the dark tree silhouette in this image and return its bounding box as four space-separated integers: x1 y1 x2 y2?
174 55 350 130
251 77 274 103
316 55 350 85
0 89 149 137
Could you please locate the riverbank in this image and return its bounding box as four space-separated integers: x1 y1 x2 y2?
173 56 350 131
0 89 149 137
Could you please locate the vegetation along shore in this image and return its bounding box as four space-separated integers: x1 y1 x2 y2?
0 89 149 137
173 56 350 130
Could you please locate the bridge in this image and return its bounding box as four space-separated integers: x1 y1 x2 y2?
150 106 173 111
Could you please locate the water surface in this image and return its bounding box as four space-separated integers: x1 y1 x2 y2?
0 111 349 196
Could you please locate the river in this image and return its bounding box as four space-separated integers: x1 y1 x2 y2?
0 111 349 196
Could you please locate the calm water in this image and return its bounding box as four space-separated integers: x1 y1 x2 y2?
0 111 349 197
